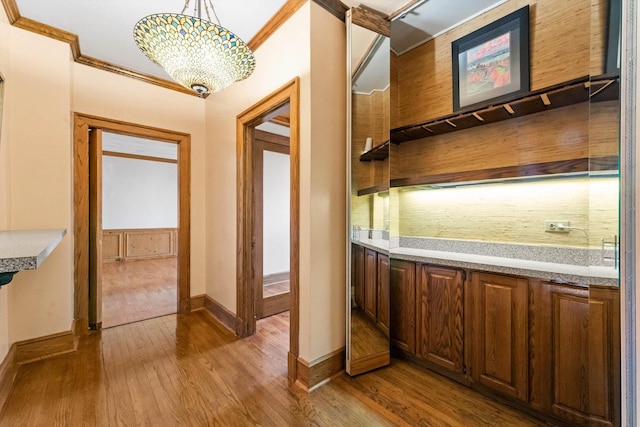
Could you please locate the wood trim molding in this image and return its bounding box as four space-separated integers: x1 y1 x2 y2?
312 0 349 21
102 228 178 262
0 0 19 24
351 6 390 38
0 344 17 414
204 296 238 332
74 113 191 335
102 150 178 164
190 294 206 311
237 78 300 383
254 129 290 147
14 330 76 365
249 0 307 52
390 156 620 188
295 348 346 391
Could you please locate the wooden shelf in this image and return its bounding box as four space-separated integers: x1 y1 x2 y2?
391 75 619 145
357 184 390 196
359 140 390 162
390 156 618 188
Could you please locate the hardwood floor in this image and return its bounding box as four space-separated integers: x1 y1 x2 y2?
102 257 177 328
0 310 547 426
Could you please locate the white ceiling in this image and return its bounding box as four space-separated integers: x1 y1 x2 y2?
12 0 507 89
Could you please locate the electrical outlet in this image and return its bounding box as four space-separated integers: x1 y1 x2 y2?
545 220 571 233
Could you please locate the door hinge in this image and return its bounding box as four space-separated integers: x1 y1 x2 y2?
463 365 472 377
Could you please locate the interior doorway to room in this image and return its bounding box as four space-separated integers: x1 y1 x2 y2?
236 79 300 380
99 133 179 328
73 114 191 334
253 117 291 319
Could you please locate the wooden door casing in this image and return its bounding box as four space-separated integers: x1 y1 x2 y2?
471 272 529 402
416 265 464 374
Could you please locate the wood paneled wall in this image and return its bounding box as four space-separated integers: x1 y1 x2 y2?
352 89 390 194
102 228 177 262
395 0 600 128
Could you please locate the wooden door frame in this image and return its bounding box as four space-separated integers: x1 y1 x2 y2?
237 78 300 382
73 113 191 335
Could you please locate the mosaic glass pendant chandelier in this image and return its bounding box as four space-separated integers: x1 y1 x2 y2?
133 0 256 96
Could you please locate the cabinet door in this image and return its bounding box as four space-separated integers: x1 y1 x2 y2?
416 265 464 374
364 248 378 321
471 272 528 402
377 253 390 336
352 244 365 310
530 282 619 426
390 259 416 353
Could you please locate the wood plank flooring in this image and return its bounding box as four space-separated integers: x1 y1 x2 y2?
0 310 547 426
102 258 177 328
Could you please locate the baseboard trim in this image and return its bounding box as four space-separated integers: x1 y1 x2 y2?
296 347 345 391
204 295 238 332
15 330 77 365
190 294 206 311
0 344 17 413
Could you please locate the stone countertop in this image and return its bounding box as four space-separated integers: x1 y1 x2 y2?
0 229 67 273
352 237 389 255
390 247 618 287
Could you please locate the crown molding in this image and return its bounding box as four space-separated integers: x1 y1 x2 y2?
0 0 309 98
312 0 348 21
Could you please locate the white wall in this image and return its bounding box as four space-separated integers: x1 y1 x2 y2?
102 156 178 230
263 150 290 275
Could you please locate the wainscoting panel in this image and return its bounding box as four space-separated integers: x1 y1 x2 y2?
103 228 177 262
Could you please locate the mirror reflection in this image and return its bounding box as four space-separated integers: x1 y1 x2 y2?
347 15 390 376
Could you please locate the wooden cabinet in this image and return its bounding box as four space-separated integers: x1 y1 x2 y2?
390 259 416 353
377 253 390 336
351 244 390 336
364 248 378 320
416 265 464 374
530 281 620 426
352 244 365 310
470 272 529 402
387 258 619 425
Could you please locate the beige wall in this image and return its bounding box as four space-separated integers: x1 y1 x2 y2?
4 24 73 345
0 2 207 354
0 5 9 362
204 2 312 314
72 62 207 298
204 2 346 362
306 1 346 361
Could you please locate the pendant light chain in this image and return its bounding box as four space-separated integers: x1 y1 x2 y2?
205 0 222 26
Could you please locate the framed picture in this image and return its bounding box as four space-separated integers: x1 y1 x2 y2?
451 6 530 111
605 0 621 75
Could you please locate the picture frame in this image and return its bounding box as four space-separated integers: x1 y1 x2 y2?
451 6 530 112
605 0 621 75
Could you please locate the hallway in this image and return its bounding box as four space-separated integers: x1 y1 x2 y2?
0 310 545 426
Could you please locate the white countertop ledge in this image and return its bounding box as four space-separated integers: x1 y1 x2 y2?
0 229 67 273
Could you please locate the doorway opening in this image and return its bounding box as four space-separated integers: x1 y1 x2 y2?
100 134 179 328
73 114 191 334
254 122 291 320
237 78 300 381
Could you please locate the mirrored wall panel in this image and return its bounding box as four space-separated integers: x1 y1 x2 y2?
346 8 391 376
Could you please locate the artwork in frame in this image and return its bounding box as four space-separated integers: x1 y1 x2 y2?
605 0 621 75
451 6 530 112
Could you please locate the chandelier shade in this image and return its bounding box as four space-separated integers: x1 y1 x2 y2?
133 8 255 95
